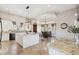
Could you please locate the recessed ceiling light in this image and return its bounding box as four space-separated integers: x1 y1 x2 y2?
48 4 50 7
75 13 78 16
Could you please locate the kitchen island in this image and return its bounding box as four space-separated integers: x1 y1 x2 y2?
16 33 39 48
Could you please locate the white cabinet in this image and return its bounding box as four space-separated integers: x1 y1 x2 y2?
16 33 39 48
2 33 9 41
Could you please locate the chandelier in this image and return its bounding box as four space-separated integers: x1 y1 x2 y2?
26 5 31 23
25 5 31 30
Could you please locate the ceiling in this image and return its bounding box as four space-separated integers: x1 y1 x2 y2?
0 4 77 20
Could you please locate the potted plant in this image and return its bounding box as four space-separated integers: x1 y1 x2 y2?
67 26 79 44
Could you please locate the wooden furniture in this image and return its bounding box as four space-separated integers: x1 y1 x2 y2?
42 31 52 38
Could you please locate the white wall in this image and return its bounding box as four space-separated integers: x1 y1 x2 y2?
37 8 76 39
0 11 26 22
54 9 76 39
2 20 13 32
0 11 27 31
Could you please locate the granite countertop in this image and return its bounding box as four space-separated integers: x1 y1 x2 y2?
50 39 79 55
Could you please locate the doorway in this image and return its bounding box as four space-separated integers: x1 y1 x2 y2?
33 23 37 33
9 33 15 40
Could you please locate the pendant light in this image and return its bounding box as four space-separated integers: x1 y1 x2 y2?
44 16 47 31
26 5 29 28
26 5 31 31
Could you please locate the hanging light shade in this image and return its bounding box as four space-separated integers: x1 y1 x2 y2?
20 22 23 27
12 21 16 25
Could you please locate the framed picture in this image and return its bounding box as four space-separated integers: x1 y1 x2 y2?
61 23 68 29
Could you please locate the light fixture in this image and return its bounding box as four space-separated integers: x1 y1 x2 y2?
26 5 32 23
45 16 46 25
25 5 31 31
75 5 79 21
20 22 23 27
26 5 29 9
75 13 78 17
48 4 50 7
12 21 16 25
44 16 48 32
